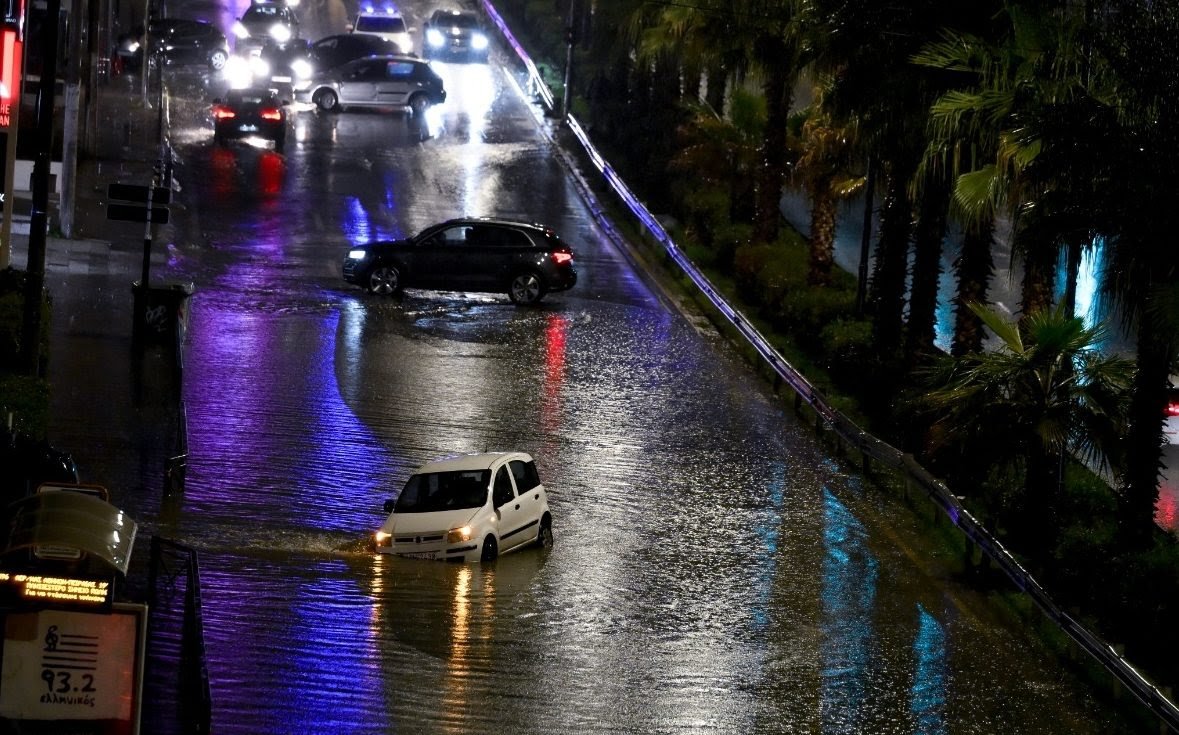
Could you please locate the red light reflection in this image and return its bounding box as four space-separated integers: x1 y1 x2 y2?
540 313 568 436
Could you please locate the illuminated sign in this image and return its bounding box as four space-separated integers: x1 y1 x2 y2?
0 572 112 606
0 28 20 127
0 604 146 730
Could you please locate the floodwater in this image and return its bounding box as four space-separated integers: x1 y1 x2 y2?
42 3 1145 731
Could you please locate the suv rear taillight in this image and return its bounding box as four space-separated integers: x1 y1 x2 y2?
260 107 283 122
550 248 573 266
213 106 236 120
1167 401 1179 418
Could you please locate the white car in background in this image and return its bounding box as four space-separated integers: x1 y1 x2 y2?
374 452 554 562
347 7 414 55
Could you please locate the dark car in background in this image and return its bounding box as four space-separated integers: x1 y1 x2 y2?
422 9 489 61
151 18 231 71
232 1 300 56
212 87 289 150
306 33 401 75
342 218 577 305
115 18 230 73
293 55 445 114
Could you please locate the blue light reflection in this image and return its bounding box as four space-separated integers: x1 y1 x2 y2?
910 603 948 735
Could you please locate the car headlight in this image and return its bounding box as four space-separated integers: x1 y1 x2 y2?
347 249 367 260
249 57 270 78
397 38 413 54
426 29 444 47
374 531 390 546
269 24 292 43
224 55 253 88
232 21 249 39
291 58 312 79
446 526 473 544
471 33 488 50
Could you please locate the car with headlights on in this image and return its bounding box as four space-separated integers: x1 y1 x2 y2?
347 8 414 54
374 452 553 563
212 87 289 150
232 0 300 56
293 54 445 115
341 217 577 305
422 9 489 61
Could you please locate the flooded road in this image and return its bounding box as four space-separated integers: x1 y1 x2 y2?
44 2 1141 731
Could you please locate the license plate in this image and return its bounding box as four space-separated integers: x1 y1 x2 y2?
240 124 258 132
400 552 436 560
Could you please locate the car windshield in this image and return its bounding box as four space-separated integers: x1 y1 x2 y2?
356 15 406 33
436 13 479 29
394 470 490 513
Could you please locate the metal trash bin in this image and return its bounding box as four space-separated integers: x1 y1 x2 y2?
132 280 194 346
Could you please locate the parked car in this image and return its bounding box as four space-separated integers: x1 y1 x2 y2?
374 452 554 562
1166 382 1179 444
114 18 230 73
293 54 445 115
341 217 577 304
211 87 289 150
347 9 414 54
422 8 489 61
232 1 300 56
150 18 231 71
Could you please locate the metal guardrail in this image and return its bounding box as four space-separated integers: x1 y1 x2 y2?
481 1 1179 730
147 536 211 735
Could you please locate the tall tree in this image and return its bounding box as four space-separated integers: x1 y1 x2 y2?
924 304 1132 555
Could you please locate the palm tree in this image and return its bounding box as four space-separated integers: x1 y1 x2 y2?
923 303 1132 555
787 81 864 287
631 0 807 245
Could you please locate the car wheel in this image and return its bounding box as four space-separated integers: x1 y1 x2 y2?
314 89 339 112
508 271 546 305
534 515 553 549
213 131 226 146
209 49 228 72
480 536 498 562
367 265 401 295
408 94 429 117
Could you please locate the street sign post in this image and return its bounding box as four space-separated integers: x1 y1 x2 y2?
106 203 169 224
107 183 171 204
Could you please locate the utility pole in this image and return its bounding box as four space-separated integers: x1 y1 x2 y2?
21 0 62 374
561 0 575 121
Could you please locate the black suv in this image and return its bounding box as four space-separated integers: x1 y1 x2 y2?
342 218 577 305
232 2 300 55
422 9 490 61
305 33 401 75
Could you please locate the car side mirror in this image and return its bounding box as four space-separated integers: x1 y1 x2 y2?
382 499 395 514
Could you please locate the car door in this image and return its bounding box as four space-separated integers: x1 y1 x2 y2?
337 59 380 105
491 465 531 552
375 59 417 107
508 458 545 539
408 224 471 289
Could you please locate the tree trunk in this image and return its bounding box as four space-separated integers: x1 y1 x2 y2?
1120 306 1172 547
869 159 916 352
807 176 836 286
906 172 951 363
753 35 794 245
1018 232 1059 322
951 216 995 357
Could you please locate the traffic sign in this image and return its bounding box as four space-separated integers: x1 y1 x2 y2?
107 203 170 224
107 183 172 204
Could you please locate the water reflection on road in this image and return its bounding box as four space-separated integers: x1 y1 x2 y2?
127 37 1139 734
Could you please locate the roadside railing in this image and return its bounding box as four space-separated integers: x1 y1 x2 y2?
481 1 1179 730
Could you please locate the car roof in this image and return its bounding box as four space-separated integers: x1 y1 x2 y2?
434 217 553 233
415 452 533 474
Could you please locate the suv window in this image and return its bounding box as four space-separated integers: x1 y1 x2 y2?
492 467 515 507
509 460 540 493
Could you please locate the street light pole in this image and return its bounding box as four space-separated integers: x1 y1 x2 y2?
561 0 575 121
20 0 63 374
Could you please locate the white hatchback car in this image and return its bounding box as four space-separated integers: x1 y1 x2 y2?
347 9 414 55
374 452 553 562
